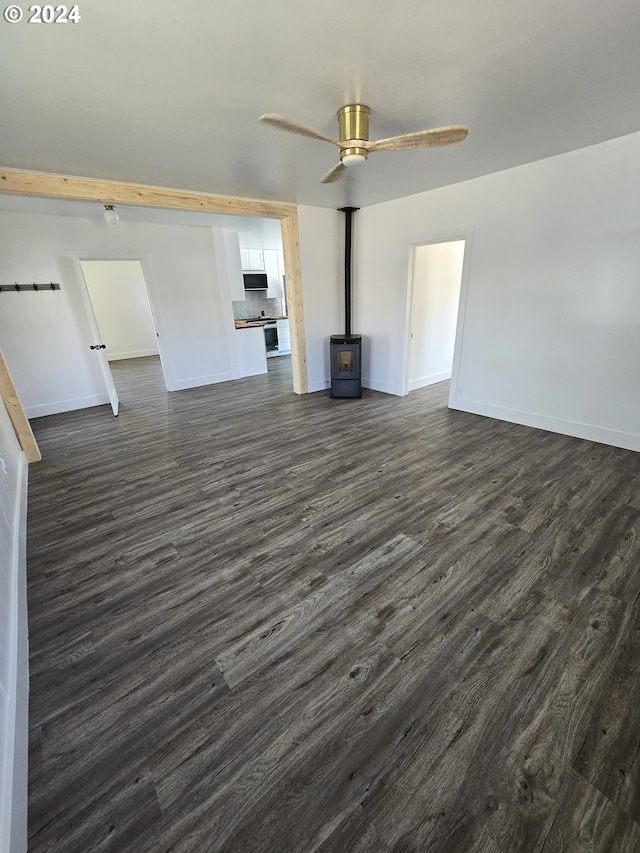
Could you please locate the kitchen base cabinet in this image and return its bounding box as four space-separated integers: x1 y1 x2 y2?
276 319 291 355
235 328 267 377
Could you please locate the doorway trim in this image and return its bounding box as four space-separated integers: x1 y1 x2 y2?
401 227 475 398
0 169 308 394
73 253 171 395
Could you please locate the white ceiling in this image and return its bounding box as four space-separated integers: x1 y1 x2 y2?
1 0 640 209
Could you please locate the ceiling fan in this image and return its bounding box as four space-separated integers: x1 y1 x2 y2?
260 104 469 184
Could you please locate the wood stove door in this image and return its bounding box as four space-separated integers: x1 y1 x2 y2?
335 348 355 376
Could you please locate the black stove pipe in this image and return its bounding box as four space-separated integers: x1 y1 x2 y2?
338 206 359 336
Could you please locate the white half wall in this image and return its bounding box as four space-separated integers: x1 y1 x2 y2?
0 396 28 853
0 211 240 415
81 260 159 361
297 205 343 393
358 131 640 451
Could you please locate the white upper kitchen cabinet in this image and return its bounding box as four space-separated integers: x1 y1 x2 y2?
222 230 245 302
241 248 265 271
263 249 284 299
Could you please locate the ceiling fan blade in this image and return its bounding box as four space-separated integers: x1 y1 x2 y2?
368 125 469 152
260 114 341 147
320 161 347 184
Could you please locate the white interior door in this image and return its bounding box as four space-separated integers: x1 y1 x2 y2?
81 260 159 362
408 240 465 393
76 261 119 416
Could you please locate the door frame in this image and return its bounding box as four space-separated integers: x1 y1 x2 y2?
0 169 308 394
74 253 171 392
401 227 475 399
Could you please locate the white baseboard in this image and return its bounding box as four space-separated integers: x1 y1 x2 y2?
408 370 451 392
362 376 398 395
106 349 158 361
25 393 110 419
307 377 397 395
171 372 233 392
451 396 640 453
307 377 331 393
308 376 399 396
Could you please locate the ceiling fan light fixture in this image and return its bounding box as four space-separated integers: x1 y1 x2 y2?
103 204 119 224
341 153 367 167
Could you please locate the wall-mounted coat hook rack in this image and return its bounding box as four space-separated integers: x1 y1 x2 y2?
0 282 61 293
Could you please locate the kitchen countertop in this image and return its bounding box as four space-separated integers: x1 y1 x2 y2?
234 316 288 329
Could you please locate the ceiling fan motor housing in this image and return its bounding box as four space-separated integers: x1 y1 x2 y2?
338 104 370 162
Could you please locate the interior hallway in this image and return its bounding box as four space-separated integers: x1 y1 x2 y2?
26 357 640 851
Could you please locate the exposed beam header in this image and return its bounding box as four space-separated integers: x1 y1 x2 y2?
0 169 296 219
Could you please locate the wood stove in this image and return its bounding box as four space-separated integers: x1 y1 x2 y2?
330 334 362 398
330 206 362 399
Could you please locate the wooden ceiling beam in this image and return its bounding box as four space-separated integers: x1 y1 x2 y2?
0 168 308 394
0 169 296 219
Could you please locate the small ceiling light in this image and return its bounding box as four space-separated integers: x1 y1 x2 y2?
341 153 367 168
103 204 119 224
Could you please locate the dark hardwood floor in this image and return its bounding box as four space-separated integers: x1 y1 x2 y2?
26 355 640 852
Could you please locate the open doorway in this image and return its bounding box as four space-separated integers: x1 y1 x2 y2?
0 175 308 396
406 239 465 394
78 259 168 413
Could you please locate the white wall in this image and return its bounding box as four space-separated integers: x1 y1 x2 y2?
0 211 241 417
297 206 343 393
358 131 640 451
0 397 28 853
81 260 159 361
408 240 464 392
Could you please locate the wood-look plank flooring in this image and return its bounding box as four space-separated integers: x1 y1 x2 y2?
26 355 640 852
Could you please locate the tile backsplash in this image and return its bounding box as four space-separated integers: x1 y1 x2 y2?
232 294 285 320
